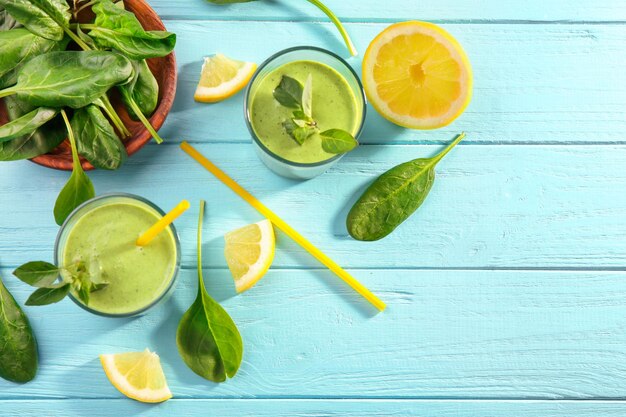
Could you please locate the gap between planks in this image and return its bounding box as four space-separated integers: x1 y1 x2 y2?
151 140 626 146
156 17 626 25
5 397 626 402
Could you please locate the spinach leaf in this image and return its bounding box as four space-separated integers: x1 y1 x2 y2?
0 107 58 143
0 51 133 109
347 133 465 241
0 96 66 161
0 276 38 383
320 128 358 154
72 105 126 170
0 28 66 89
74 23 96 49
118 87 165 144
119 59 159 120
0 0 70 41
13 261 59 287
25 283 71 306
53 110 95 226
273 75 303 109
177 200 243 382
89 0 176 60
0 6 21 31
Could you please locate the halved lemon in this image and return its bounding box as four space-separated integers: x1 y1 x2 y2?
100 349 172 403
224 219 275 293
362 21 472 129
194 53 257 103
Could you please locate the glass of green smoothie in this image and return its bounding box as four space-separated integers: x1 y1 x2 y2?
54 193 180 318
245 46 366 180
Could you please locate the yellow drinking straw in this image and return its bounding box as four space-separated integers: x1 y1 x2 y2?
136 199 191 246
180 141 386 312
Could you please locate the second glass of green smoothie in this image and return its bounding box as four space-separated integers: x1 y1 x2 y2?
245 46 366 180
55 193 181 318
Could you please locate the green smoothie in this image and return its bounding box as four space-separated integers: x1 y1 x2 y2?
60 197 178 315
249 60 360 164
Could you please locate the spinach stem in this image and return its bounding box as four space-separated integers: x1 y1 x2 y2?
306 0 357 56
60 109 81 171
63 26 91 51
99 96 131 138
0 89 16 99
126 95 164 144
197 200 206 292
73 23 96 30
432 132 466 165
67 26 131 138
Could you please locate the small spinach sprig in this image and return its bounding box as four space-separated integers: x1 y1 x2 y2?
176 200 243 382
13 260 108 307
54 109 95 225
347 133 465 241
273 74 358 154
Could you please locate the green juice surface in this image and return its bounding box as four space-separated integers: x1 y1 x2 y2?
62 199 177 315
250 60 360 164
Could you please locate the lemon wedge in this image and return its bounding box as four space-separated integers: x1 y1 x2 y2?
194 53 257 103
362 21 473 129
99 349 172 403
224 219 275 293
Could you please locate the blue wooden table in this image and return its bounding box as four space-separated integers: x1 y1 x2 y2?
3 0 626 415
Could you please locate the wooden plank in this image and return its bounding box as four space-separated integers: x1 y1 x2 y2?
0 143 625 269
148 0 626 22
3 268 626 399
3 399 626 417
158 21 626 145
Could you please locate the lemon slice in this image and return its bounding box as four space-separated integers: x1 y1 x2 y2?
362 21 473 129
224 219 275 293
100 349 172 403
194 53 257 103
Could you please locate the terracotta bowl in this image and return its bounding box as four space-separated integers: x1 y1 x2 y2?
0 0 177 171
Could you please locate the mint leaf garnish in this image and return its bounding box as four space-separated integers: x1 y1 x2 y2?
302 74 313 118
13 259 108 307
320 128 358 153
273 75 303 109
274 73 357 153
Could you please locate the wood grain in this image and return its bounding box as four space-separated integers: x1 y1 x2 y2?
148 0 626 22
1 0 625 412
3 268 626 399
157 21 626 145
5 399 626 417
0 143 624 269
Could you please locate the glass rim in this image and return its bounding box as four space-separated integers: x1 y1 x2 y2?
54 192 181 318
244 45 367 168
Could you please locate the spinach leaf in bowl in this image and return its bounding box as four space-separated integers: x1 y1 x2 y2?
0 96 66 161
0 28 67 89
72 104 127 170
0 6 21 31
0 0 70 41
120 59 159 120
0 51 133 109
0 106 58 143
88 0 176 60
